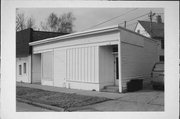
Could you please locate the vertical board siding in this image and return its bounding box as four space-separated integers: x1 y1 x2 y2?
89 47 92 82
91 47 95 82
82 48 85 81
75 48 78 81
79 48 82 82
85 47 88 82
73 49 76 81
87 47 90 82
66 46 98 83
94 46 98 83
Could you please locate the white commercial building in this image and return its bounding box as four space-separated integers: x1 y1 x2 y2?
29 25 158 92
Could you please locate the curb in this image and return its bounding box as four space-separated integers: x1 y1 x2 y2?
17 98 65 112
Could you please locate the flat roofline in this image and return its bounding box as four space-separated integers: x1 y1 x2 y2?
29 25 156 46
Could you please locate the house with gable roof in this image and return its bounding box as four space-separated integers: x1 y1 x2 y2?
134 15 164 61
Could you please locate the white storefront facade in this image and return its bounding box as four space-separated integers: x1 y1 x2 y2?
30 25 158 92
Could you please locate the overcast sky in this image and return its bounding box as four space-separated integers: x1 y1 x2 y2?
17 8 164 32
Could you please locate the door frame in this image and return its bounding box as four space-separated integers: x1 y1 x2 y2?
114 54 119 86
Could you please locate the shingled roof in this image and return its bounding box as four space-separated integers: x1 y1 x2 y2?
16 28 67 57
138 20 164 38
32 31 68 42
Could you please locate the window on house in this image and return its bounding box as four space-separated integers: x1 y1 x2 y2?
161 40 164 49
159 56 164 62
137 30 140 34
112 45 118 53
23 63 26 74
19 65 22 75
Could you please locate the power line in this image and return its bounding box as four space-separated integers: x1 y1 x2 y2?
126 22 138 27
118 12 150 26
126 13 149 23
119 12 164 28
81 8 138 31
126 18 150 28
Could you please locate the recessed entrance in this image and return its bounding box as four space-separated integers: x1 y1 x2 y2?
114 54 119 86
99 44 119 89
112 44 119 86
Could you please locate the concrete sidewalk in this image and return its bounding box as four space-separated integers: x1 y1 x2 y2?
16 82 125 99
68 91 164 111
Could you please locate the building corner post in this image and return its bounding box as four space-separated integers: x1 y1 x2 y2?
118 31 122 93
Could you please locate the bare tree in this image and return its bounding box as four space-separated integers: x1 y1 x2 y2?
47 13 59 31
16 13 26 31
16 12 36 31
40 21 48 31
40 12 75 33
58 12 75 33
26 17 36 29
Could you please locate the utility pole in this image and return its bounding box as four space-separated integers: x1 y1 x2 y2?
124 21 126 28
149 11 155 37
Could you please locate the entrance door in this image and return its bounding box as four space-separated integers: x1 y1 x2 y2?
114 55 119 86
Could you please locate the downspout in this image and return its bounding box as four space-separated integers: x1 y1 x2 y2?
118 25 122 93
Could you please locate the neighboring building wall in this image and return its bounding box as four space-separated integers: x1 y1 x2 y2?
120 30 158 90
16 56 31 83
99 46 114 90
135 23 151 38
156 39 164 61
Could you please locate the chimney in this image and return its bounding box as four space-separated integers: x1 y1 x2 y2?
156 15 162 23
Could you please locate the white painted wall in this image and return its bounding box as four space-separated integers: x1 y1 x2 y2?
33 31 119 53
32 54 41 83
41 51 53 86
99 45 114 90
53 48 66 87
16 56 31 83
120 30 158 90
